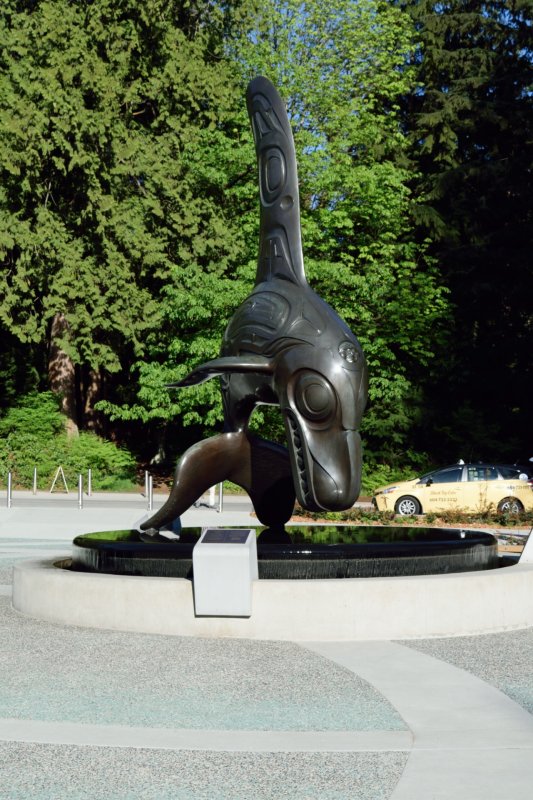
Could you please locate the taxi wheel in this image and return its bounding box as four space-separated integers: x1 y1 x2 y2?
497 497 524 514
394 495 422 515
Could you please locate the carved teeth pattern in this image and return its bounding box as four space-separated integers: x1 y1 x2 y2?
287 411 311 504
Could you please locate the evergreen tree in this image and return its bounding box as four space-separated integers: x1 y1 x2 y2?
0 0 454 467
0 0 247 441
406 0 533 459
231 0 450 458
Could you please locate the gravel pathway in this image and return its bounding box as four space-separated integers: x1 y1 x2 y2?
0 743 407 800
402 628 533 713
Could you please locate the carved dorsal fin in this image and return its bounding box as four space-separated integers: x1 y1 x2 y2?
246 77 307 287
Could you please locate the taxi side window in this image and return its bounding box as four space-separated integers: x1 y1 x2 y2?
430 467 463 484
498 467 520 479
467 466 497 481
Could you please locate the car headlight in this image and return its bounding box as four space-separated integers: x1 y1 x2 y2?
375 487 397 496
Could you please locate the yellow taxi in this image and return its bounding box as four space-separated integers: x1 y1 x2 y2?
372 463 533 515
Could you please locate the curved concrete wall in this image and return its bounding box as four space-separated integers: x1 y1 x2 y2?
12 557 533 640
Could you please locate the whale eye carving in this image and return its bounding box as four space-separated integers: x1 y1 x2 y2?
339 341 360 364
294 373 336 422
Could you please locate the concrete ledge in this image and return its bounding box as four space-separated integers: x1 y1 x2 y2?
12 557 533 640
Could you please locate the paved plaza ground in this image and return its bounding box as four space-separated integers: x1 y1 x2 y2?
1 493 533 798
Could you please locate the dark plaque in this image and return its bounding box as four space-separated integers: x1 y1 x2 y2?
202 529 252 545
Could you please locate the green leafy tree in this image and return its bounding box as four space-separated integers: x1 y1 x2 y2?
229 0 450 458
0 0 453 470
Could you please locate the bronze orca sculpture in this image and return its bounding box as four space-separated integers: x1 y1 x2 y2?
141 76 367 533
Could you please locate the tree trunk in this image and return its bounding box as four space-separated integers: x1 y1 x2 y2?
48 312 79 437
83 367 103 434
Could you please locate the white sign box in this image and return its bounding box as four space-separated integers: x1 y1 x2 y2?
192 528 258 617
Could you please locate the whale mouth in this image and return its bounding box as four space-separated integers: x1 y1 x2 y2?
285 410 314 508
285 411 359 511
285 410 336 511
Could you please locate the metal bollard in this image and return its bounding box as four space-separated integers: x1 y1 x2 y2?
148 474 153 511
87 468 92 496
218 481 223 513
7 472 12 508
144 470 149 498
78 474 83 509
33 467 37 495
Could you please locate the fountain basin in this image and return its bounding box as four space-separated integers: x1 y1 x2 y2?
13 525 533 641
71 525 499 580
12 548 533 640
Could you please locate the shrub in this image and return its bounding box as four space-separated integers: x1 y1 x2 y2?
62 432 136 490
296 505 533 528
360 462 418 496
0 392 136 491
0 391 65 438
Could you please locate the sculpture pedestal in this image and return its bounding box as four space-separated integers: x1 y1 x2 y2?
192 528 258 617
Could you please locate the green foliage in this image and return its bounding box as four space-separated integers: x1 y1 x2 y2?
1 0 158 368
405 0 533 460
361 461 420 496
65 432 136 490
230 0 451 454
420 508 533 529
59 0 452 463
0 0 252 434
0 392 136 489
0 392 64 440
4 0 526 473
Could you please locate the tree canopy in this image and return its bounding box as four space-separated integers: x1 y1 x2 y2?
0 0 250 440
231 0 450 456
405 0 533 460
0 0 529 474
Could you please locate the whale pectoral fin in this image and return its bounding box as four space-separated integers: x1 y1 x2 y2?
140 431 295 532
140 432 250 531
168 355 274 387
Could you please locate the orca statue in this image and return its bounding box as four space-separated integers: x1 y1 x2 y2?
141 76 367 534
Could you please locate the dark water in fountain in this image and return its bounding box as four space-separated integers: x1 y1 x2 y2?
71 526 499 579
